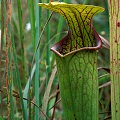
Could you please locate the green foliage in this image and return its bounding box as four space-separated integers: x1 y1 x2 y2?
0 116 4 120
0 0 110 120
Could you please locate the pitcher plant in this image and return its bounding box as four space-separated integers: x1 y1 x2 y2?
39 2 104 120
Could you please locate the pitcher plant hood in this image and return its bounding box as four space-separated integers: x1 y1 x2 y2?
39 2 105 57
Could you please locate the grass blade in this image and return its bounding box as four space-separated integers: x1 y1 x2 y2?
46 0 51 77
46 0 51 119
12 34 27 120
17 0 28 119
35 0 42 119
42 64 57 120
17 0 27 84
27 0 36 50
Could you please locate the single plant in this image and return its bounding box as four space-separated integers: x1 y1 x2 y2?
39 2 104 120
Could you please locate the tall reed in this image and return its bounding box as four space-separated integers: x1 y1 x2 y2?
35 0 42 119
108 0 120 119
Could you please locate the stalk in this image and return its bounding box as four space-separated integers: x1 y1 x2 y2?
39 2 104 120
108 0 120 119
46 0 51 119
12 31 26 120
46 0 50 75
16 0 27 119
27 0 36 119
0 0 5 117
17 0 27 83
6 0 13 119
35 0 42 119
27 0 36 50
8 39 14 120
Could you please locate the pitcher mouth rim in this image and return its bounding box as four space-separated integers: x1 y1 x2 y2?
50 28 102 58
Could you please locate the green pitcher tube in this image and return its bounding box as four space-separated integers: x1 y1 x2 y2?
39 2 104 120
55 50 97 120
51 30 101 120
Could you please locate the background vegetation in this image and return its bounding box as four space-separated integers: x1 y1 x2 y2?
0 0 110 120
